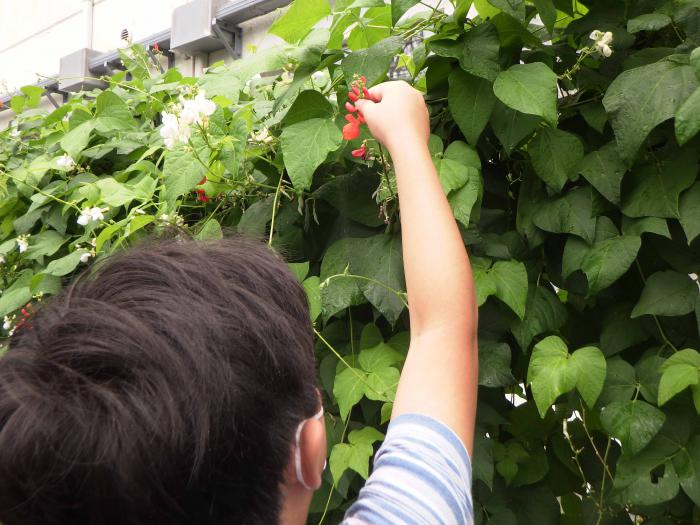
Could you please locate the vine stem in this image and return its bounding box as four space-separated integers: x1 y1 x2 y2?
268 172 285 246
1 170 81 212
580 404 614 482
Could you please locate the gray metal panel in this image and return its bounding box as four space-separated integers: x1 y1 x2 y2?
88 29 172 74
59 49 106 92
216 0 291 25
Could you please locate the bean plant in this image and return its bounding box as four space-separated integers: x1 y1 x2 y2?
1 0 700 523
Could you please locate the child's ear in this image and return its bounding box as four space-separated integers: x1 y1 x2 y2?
283 416 327 490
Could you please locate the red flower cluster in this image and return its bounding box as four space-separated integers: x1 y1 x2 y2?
196 176 209 203
15 302 33 332
342 75 378 159
153 42 160 53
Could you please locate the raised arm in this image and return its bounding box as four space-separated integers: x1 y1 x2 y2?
355 82 479 455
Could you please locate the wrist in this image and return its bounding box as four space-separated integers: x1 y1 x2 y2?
385 133 429 158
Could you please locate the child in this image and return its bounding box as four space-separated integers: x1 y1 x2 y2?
0 81 477 524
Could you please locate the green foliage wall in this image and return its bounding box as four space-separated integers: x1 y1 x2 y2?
1 0 700 523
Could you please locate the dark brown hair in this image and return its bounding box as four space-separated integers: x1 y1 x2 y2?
0 237 319 524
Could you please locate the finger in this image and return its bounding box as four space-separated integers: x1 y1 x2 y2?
354 98 375 113
366 84 386 102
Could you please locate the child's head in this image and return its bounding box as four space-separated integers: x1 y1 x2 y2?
0 237 325 524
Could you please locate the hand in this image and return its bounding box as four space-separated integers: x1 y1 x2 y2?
354 81 430 154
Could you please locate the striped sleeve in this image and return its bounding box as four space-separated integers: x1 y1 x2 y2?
340 413 474 525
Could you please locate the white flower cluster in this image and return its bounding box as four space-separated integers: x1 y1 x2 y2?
77 207 106 226
16 235 29 253
3 315 14 332
250 128 274 145
160 90 217 149
75 239 96 263
159 213 185 227
56 153 76 169
590 30 614 57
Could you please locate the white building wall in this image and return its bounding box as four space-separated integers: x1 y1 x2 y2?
0 0 287 127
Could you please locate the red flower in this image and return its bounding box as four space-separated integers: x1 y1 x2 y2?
196 189 210 203
348 91 359 102
345 101 358 113
351 145 367 158
197 176 207 185
342 121 361 140
154 42 160 52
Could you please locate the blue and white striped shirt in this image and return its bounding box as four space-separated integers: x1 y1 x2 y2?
341 413 474 525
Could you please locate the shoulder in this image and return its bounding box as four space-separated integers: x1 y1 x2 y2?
340 413 473 525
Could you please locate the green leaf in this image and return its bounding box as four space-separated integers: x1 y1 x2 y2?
95 178 136 207
570 346 607 408
600 400 666 455
489 102 541 154
391 0 420 24
448 171 482 226
621 216 670 239
676 87 700 146
329 427 384 482
611 448 680 506
533 0 556 32
94 91 136 132
658 349 700 406
24 230 65 260
488 0 525 20
269 0 331 43
627 13 672 33
511 286 567 351
197 71 242 103
288 262 309 282
674 435 700 506
679 181 700 243
479 341 515 387
599 358 637 405
44 251 85 277
621 150 698 219
280 118 342 191
580 235 641 295
438 158 472 193
333 366 368 420
303 276 322 322
493 62 558 126
603 60 699 161
490 260 528 319
580 101 608 134
600 303 650 356
341 36 403 88
528 128 583 192
281 90 335 126
460 22 501 81
162 146 207 204
60 121 96 159
448 69 496 145
631 271 698 318
578 142 627 205
533 186 596 244
195 218 223 240
527 336 578 417
320 235 405 323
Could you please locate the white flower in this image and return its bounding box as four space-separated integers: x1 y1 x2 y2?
77 207 106 226
159 111 191 149
56 153 76 169
79 251 93 263
179 91 217 126
311 71 327 85
0 255 4 264
10 128 20 138
2 316 12 331
590 30 613 57
16 235 29 253
251 128 274 144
